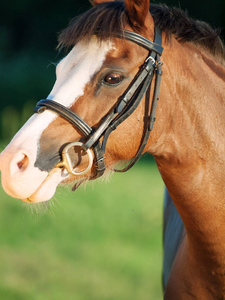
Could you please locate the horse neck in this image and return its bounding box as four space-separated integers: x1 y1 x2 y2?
149 38 225 296
151 37 225 246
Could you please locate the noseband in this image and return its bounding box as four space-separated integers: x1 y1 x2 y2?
34 27 163 181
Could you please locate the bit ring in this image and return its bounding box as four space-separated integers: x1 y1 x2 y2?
55 142 93 176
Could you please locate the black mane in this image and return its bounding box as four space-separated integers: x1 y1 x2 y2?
58 2 224 61
151 5 224 60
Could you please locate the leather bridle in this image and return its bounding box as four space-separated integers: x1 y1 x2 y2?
34 27 163 182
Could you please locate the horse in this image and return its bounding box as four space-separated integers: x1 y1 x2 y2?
0 0 225 297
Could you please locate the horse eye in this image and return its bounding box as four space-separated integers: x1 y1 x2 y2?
104 73 124 85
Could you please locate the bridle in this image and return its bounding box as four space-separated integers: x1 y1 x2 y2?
35 27 163 180
34 27 163 182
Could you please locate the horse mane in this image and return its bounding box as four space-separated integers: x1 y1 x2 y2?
151 5 225 62
58 2 224 62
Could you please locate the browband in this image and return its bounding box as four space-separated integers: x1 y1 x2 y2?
114 28 163 55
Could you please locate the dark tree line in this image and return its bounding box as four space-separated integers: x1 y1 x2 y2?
1 1 224 56
0 0 224 138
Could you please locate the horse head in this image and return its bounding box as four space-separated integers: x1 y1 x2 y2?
0 0 163 203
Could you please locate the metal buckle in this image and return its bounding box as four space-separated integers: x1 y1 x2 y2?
55 142 93 176
145 56 156 65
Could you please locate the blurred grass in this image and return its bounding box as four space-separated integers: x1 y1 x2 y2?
0 147 164 300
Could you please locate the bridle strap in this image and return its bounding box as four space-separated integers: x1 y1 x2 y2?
35 99 93 136
101 58 163 172
83 51 157 151
115 55 163 172
101 28 163 172
34 27 163 180
116 28 163 56
35 100 106 177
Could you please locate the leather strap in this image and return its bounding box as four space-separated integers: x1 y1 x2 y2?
113 28 163 56
35 99 93 136
35 100 106 178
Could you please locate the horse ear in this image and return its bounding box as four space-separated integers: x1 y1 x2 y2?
89 0 116 6
124 0 151 30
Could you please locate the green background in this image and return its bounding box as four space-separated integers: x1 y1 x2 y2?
0 153 164 299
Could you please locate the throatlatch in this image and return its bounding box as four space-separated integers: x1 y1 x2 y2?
34 27 163 180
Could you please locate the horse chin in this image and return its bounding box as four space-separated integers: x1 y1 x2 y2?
20 169 61 203
3 168 66 204
25 170 91 202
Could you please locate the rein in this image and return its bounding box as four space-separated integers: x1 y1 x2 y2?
34 27 163 180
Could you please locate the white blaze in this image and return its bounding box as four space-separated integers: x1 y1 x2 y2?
11 38 113 148
0 38 113 202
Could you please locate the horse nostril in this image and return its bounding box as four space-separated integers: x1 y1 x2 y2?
9 153 30 176
17 154 29 171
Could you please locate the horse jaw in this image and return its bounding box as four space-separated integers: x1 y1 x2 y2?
0 38 114 203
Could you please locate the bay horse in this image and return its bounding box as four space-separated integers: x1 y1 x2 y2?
0 0 225 298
